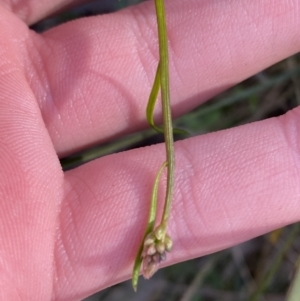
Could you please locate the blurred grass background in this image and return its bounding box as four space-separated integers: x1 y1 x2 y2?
32 1 300 300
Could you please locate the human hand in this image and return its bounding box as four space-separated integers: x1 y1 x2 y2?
0 0 300 300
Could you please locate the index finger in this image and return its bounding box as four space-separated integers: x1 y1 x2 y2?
0 0 89 24
55 109 300 300
24 0 300 156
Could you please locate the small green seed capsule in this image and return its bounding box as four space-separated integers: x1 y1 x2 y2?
144 233 155 246
155 223 166 240
156 241 165 254
164 234 173 252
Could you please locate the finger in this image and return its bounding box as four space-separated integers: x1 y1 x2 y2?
23 0 300 156
0 0 90 24
55 108 300 300
0 18 64 299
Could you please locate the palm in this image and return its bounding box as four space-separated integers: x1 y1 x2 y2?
0 1 300 301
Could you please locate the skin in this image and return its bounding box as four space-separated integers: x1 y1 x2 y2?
0 0 300 300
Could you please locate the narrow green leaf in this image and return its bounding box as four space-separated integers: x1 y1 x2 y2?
286 225 300 301
132 161 167 291
146 62 162 134
146 62 189 136
249 224 300 301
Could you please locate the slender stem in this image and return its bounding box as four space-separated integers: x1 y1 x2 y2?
155 0 174 223
249 224 300 301
132 161 167 291
132 0 175 290
286 249 300 301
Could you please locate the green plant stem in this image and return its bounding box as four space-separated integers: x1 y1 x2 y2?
286 229 300 301
155 0 174 223
132 161 167 291
132 0 174 290
249 224 300 301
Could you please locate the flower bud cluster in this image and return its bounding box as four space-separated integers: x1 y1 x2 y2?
141 224 173 279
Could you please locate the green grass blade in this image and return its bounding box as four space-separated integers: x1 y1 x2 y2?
146 62 189 136
146 62 162 134
132 161 167 291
